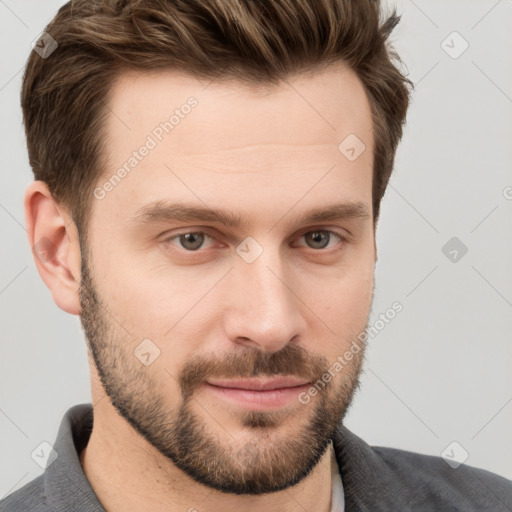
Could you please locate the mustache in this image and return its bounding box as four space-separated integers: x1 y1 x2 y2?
179 343 329 399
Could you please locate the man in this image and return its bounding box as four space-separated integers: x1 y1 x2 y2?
1 0 511 510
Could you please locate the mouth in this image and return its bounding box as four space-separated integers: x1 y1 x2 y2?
202 377 312 410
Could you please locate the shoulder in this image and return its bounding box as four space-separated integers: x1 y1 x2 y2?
333 425 512 510
0 404 102 512
374 445 512 509
0 475 49 512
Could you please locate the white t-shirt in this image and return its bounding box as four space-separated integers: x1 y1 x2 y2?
330 444 345 512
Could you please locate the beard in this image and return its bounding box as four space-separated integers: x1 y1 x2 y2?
78 241 369 495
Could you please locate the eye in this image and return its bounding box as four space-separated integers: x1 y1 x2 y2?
165 231 215 251
296 230 344 250
163 228 345 253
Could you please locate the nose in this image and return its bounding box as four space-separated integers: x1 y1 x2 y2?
222 247 307 354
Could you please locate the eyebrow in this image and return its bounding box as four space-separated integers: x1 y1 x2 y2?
128 200 370 230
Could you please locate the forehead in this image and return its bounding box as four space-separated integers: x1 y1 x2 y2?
92 62 374 230
105 62 372 152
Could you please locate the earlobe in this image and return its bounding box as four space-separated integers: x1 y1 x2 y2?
24 181 82 316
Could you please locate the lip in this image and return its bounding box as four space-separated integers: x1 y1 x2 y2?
202 377 312 410
205 377 311 391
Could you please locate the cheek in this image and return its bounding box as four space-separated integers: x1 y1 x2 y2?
305 257 374 352
94 258 210 376
324 280 372 333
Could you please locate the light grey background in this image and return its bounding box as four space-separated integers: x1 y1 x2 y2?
1 0 511 499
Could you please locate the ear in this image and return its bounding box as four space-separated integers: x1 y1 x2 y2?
24 181 82 315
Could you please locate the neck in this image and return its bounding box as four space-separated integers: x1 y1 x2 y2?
79 400 336 512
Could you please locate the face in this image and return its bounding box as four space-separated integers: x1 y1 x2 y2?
79 61 376 495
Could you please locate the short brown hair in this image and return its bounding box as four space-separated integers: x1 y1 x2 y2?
21 0 412 240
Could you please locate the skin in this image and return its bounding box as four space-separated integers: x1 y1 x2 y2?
25 60 376 512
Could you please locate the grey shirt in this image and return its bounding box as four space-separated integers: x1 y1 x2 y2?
1 403 511 511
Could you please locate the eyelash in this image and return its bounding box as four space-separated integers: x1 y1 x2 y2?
162 228 346 253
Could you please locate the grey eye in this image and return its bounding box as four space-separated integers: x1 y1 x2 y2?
177 232 206 251
303 231 334 250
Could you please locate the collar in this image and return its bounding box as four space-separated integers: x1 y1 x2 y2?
45 403 389 511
